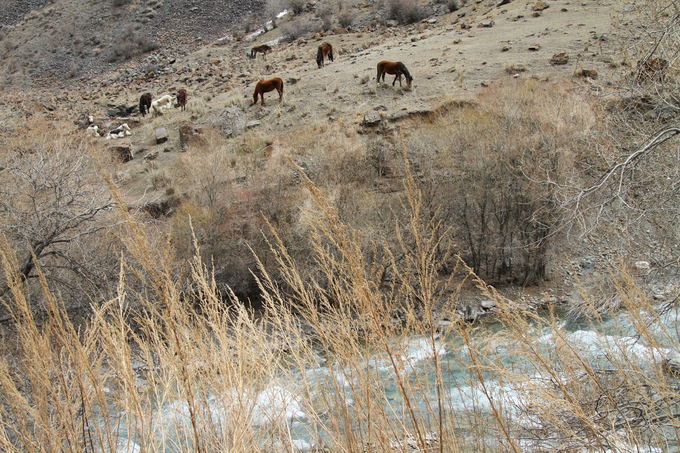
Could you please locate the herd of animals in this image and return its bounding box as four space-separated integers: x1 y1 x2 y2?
86 36 666 141
86 41 414 139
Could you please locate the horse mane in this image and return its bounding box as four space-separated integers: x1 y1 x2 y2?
398 62 412 81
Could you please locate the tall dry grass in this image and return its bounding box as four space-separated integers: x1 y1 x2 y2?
0 162 677 453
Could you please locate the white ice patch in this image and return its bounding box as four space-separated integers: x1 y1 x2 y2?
539 330 673 366
251 385 307 425
401 337 447 367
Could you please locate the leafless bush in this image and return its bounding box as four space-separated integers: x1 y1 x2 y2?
281 17 322 41
107 24 159 62
316 2 335 31
338 10 355 28
388 0 426 24
285 0 307 15
0 128 120 315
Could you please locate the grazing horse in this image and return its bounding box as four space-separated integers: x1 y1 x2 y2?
316 42 334 68
176 88 188 111
139 93 152 116
250 44 272 59
376 60 413 88
251 78 284 106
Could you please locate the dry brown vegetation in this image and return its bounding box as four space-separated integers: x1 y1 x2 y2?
0 168 677 452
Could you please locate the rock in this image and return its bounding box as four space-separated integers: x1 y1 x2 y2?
109 141 134 163
533 1 549 11
480 299 496 310
479 20 494 27
528 44 541 51
286 77 299 85
574 68 598 79
550 52 569 65
501 45 510 52
155 127 168 144
411 37 418 42
622 3 635 12
144 150 159 161
212 106 246 137
633 261 650 271
460 22 471 30
246 120 261 129
496 0 511 6
385 20 399 27
362 111 382 126
426 18 437 24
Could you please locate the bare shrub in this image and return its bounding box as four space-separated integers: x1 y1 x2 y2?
107 24 159 62
281 17 322 41
286 0 307 15
0 125 120 313
316 2 335 31
338 10 355 28
388 0 426 24
406 80 600 284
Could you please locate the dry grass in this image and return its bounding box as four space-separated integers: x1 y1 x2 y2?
0 167 677 452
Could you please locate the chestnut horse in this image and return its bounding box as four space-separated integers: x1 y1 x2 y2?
139 93 152 116
316 42 334 68
251 78 284 106
176 88 188 111
250 44 272 59
376 60 413 88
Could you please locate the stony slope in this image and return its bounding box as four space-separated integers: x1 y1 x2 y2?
0 0 263 85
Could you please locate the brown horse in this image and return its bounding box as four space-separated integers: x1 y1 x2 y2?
176 88 188 111
316 42 334 68
250 44 272 59
376 60 413 88
251 78 284 106
139 93 152 116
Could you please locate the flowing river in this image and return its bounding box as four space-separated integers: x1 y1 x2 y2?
110 301 679 453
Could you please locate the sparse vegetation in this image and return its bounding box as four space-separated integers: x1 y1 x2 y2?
387 0 427 24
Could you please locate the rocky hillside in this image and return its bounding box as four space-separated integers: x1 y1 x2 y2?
0 0 264 85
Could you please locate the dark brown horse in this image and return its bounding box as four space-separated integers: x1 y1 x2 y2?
316 42 334 68
176 88 188 111
250 44 272 59
251 78 284 106
376 60 413 88
139 93 152 116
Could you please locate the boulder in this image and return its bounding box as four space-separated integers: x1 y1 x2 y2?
144 150 159 161
480 299 496 310
550 52 569 65
574 68 598 79
533 1 549 11
212 106 246 137
633 261 650 271
362 111 382 126
155 127 168 144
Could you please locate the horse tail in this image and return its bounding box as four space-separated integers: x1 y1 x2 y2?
398 62 412 81
316 46 323 67
377 62 383 81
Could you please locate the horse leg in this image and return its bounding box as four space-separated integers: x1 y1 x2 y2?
392 74 398 86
